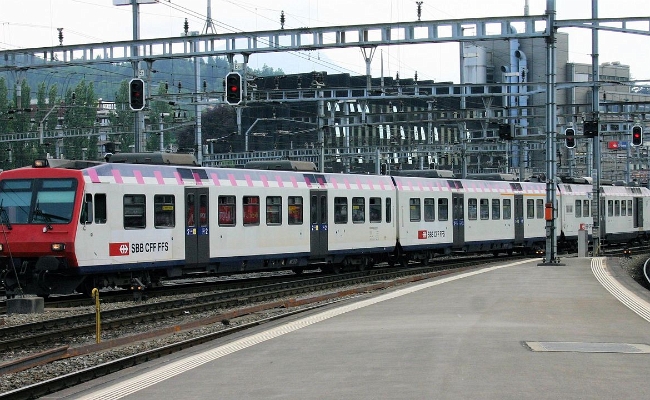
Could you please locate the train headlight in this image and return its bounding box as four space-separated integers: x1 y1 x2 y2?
33 159 50 168
0 243 3 252
51 243 65 252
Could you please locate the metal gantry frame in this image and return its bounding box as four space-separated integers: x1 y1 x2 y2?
2 0 650 262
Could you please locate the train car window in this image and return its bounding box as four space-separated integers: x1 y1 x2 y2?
536 199 544 219
492 199 500 220
627 200 633 216
95 194 107 224
352 197 365 223
310 196 317 225
320 196 327 224
526 199 534 219
266 196 282 225
154 195 175 228
410 198 421 222
288 196 303 225
243 196 260 226
424 198 435 222
334 197 348 224
369 197 382 223
438 198 449 221
199 195 208 227
81 194 93 224
583 200 590 217
614 200 620 217
123 194 146 229
218 195 236 226
575 200 582 217
503 199 511 220
480 199 489 220
621 200 627 216
386 198 392 223
468 198 478 220
607 200 613 217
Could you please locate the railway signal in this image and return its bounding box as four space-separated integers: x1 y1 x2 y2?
583 120 598 138
632 125 643 147
498 123 513 140
129 78 146 111
225 72 243 105
565 128 575 149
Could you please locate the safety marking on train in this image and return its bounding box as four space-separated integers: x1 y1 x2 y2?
76 259 534 400
591 257 650 323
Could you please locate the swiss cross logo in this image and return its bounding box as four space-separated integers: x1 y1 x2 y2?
109 242 130 256
418 230 427 239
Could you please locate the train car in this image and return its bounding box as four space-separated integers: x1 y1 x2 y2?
556 181 594 248
599 185 650 244
391 176 546 261
0 159 397 297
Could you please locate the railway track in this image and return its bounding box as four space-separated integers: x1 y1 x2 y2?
0 256 520 398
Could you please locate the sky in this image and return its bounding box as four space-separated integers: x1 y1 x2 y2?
1 0 650 83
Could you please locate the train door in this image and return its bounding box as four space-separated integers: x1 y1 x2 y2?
185 187 210 266
452 193 464 248
634 197 643 229
514 194 524 244
310 190 328 258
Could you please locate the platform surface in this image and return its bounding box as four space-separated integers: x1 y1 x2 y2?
52 257 650 400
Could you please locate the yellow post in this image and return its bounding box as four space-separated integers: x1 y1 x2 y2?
91 288 101 343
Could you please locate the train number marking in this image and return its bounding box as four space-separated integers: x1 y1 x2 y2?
418 230 445 239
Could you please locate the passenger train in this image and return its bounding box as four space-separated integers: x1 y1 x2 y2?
0 155 649 298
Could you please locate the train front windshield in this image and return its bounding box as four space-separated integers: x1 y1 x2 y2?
0 178 78 224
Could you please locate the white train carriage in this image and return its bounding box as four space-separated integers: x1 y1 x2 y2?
556 182 594 246
324 173 397 269
75 163 399 287
392 176 546 259
600 185 650 244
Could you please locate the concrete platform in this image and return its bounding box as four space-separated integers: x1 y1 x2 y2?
6 297 44 314
52 257 650 400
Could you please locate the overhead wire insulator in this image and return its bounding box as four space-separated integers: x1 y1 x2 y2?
184 18 189 36
280 11 285 30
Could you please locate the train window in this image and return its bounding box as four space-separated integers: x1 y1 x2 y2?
266 196 282 225
536 199 544 219
492 199 500 220
526 199 534 219
468 198 478 220
154 195 175 228
386 198 392 223
352 197 365 223
123 194 146 229
627 200 633 216
199 195 208 227
621 201 627 216
288 196 303 225
218 195 236 226
503 199 511 220
480 199 489 220
310 196 317 225
608 200 613 217
410 198 421 222
243 196 260 226
334 197 348 224
575 200 582 218
81 194 93 224
424 198 435 222
615 200 621 217
95 194 106 224
369 197 382 223
583 200 590 217
438 198 449 221
320 195 327 224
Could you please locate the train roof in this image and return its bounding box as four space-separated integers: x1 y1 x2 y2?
390 169 455 178
106 152 199 166
244 160 318 172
